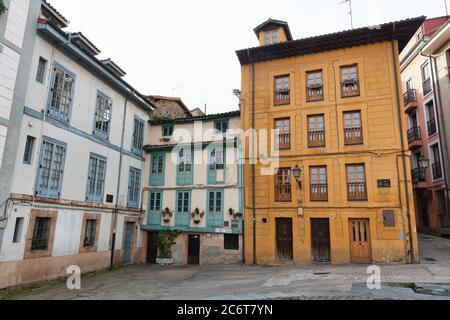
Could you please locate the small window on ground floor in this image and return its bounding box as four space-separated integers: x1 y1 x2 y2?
224 234 239 250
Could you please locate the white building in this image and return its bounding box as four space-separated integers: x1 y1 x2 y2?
142 111 243 265
0 0 153 289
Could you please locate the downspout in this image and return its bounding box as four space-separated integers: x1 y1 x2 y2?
110 89 133 270
422 51 450 224
391 23 416 263
248 49 257 265
238 137 245 264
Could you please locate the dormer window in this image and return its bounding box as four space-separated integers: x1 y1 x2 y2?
264 30 279 45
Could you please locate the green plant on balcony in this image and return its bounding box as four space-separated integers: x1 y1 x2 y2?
0 0 7 15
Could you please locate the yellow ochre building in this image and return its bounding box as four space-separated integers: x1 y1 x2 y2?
236 17 425 265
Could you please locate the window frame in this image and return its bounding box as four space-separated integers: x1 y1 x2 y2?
308 114 325 148
23 135 36 164
343 111 364 145
214 119 229 134
162 124 174 137
346 164 368 201
264 30 279 45
46 62 76 124
93 90 113 141
275 168 292 202
132 116 145 154
36 57 47 84
127 167 142 208
306 69 324 102
86 153 107 203
274 75 290 106
24 210 57 259
206 190 224 227
35 136 67 199
310 166 328 202
224 234 240 250
340 64 360 98
274 118 291 150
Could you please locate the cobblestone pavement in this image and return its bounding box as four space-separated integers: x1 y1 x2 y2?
4 234 450 300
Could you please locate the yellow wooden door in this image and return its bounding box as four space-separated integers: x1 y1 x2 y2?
349 219 372 263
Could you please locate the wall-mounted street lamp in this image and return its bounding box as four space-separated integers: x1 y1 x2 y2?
419 155 430 169
292 165 302 189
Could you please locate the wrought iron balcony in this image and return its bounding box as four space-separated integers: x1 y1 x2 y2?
275 133 291 150
427 119 437 136
347 182 367 201
310 184 328 201
403 89 417 106
432 162 443 180
275 184 292 202
341 79 360 98
411 167 426 184
407 126 421 143
306 85 324 102
274 89 290 106
308 129 326 148
344 127 363 145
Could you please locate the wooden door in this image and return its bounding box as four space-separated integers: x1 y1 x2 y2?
146 232 157 264
188 235 200 265
123 222 134 265
276 218 293 260
311 219 331 263
349 219 372 263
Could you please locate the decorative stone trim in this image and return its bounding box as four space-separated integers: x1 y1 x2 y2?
24 210 58 260
79 212 102 254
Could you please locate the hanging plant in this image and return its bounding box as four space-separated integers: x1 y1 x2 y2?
191 207 205 224
0 0 7 15
161 207 173 223
229 208 242 220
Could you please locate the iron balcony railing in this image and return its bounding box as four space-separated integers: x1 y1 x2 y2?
275 133 291 150
275 184 292 202
427 119 437 136
347 182 368 201
310 183 328 201
407 126 421 143
411 167 426 184
423 78 432 96
403 89 417 106
432 162 443 180
306 85 324 102
341 79 360 98
274 89 290 106
344 127 363 145
308 129 326 148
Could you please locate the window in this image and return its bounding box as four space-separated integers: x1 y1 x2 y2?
149 192 162 212
422 62 432 95
224 234 239 250
210 149 224 171
48 63 75 123
83 219 97 248
340 64 360 97
431 144 443 180
13 217 24 243
214 120 229 133
310 166 328 201
128 167 141 208
31 217 51 251
347 164 367 201
274 75 290 106
274 118 290 150
86 154 107 203
23 135 35 164
177 191 190 214
178 148 192 174
36 57 47 84
264 30 279 45
208 147 225 185
132 117 145 154
162 124 174 137
150 153 165 186
207 190 224 227
426 101 437 136
93 92 112 140
344 111 363 145
35 137 67 198
306 70 324 102
275 168 292 202
308 115 325 147
152 155 164 174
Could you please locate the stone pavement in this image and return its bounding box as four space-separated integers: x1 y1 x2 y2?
3 233 450 300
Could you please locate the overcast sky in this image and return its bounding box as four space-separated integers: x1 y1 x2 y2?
49 0 449 114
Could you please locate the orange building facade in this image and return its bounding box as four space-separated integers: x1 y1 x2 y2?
237 18 424 265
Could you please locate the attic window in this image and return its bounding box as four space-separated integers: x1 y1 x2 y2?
264 30 279 45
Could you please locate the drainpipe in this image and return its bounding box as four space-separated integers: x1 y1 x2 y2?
391 23 416 263
110 90 133 270
421 51 450 225
237 137 245 264
247 50 257 265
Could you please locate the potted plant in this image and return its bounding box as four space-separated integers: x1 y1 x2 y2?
154 231 180 265
0 0 7 15
191 207 205 224
162 207 173 224
229 208 242 220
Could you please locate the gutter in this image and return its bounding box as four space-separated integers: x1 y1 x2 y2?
391 23 416 263
247 49 257 266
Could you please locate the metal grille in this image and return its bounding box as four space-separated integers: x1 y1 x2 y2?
275 168 292 202
94 94 112 137
83 219 96 248
31 217 51 251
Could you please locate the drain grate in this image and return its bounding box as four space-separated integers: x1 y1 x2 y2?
314 272 331 275
422 257 438 262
